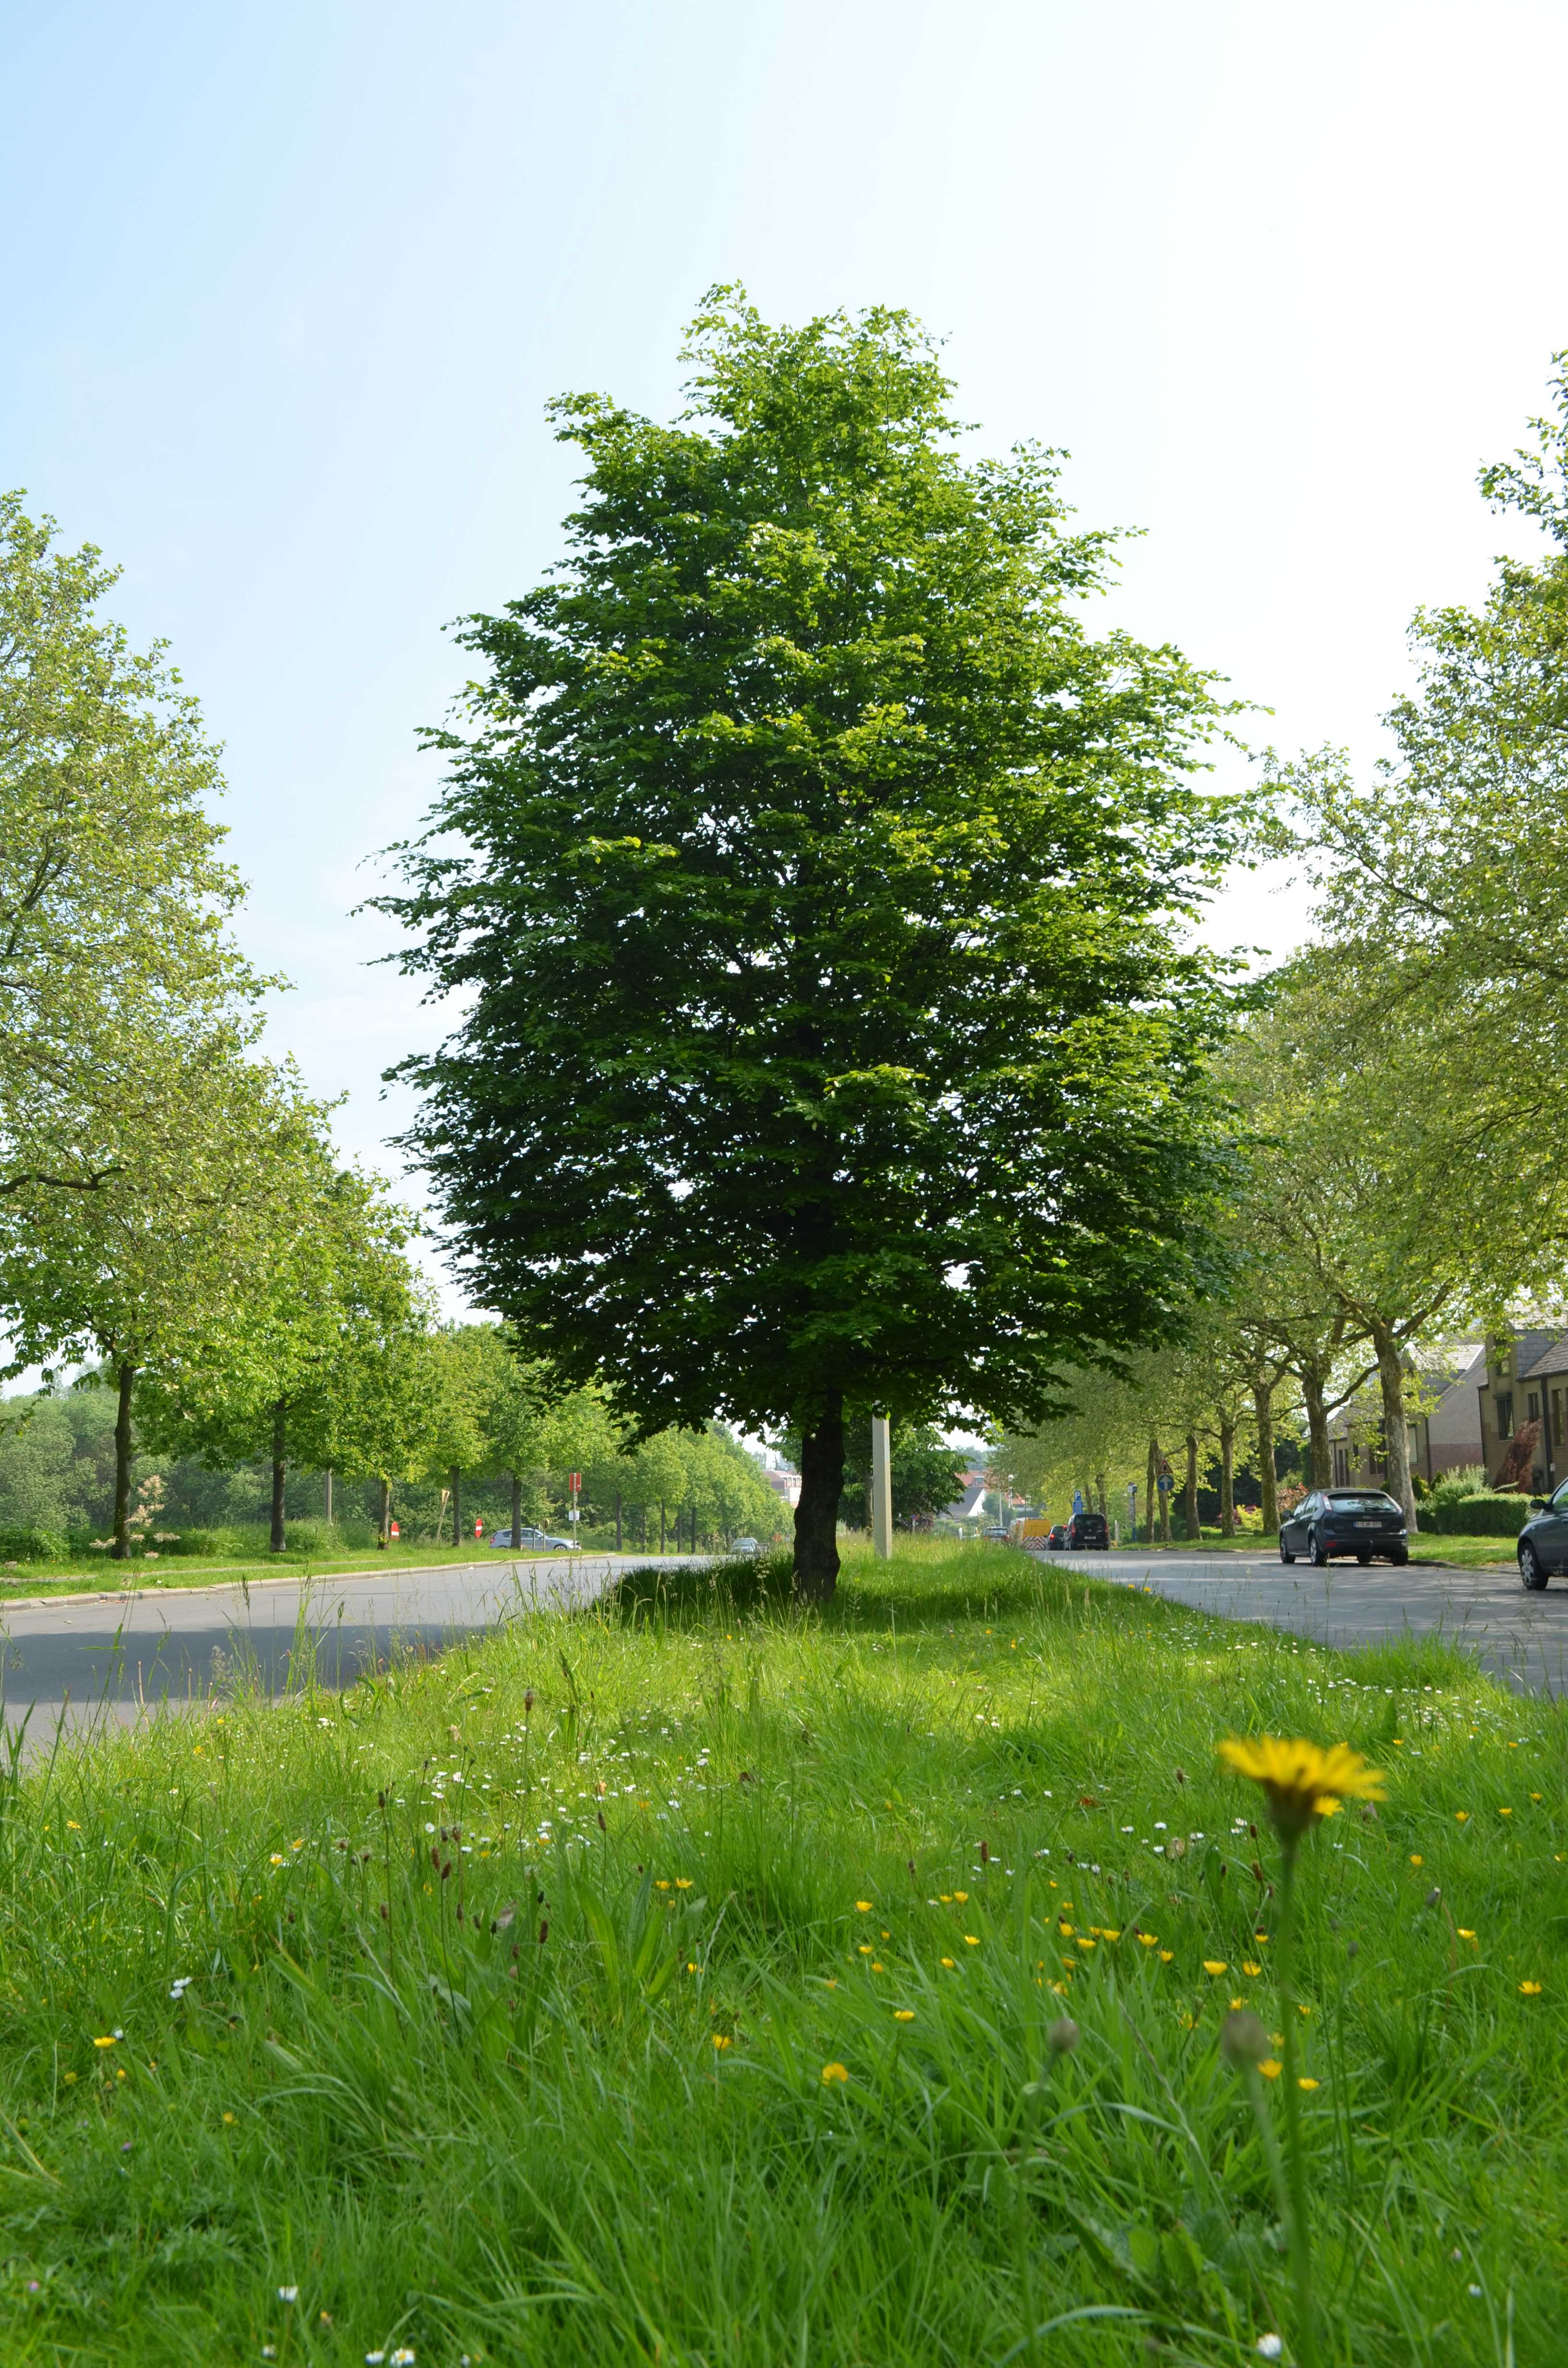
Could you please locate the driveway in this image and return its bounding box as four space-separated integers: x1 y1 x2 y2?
1082 1547 1568 1694
0 1554 686 1740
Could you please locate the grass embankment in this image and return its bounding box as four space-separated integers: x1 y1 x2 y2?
0 1542 1562 2366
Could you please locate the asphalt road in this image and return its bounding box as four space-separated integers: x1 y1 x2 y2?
1082 1546 1568 1694
0 1554 682 1740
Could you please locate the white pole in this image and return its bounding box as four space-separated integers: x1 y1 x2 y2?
871 1413 893 1560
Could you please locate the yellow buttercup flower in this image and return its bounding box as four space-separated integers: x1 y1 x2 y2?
1259 2059 1281 2079
856 1900 872 1912
711 2033 732 2051
964 1935 979 1946
1242 1960 1262 1977
1159 1949 1174 1963
1138 1933 1158 1949
893 2009 915 2022
1219 1736 1385 1839
821 2061 848 2084
1297 2076 1320 2091
940 1956 956 1968
1203 1960 1227 1977
1519 1980 1543 1996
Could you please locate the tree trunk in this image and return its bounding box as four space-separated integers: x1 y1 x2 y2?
659 1502 666 1554
1158 1456 1172 1545
270 1397 288 1554
450 1465 462 1548
1144 1436 1158 1546
1253 1382 1278 1534
1184 1431 1200 1544
378 1477 391 1547
1371 1320 1419 1528
794 1391 845 1600
111 1359 136 1562
614 1489 622 1552
1300 1365 1332 1487
511 1471 522 1548
1094 1472 1107 1518
1219 1418 1236 1536
324 1468 334 1524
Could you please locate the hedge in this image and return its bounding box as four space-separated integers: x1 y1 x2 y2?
1420 1494 1533 1537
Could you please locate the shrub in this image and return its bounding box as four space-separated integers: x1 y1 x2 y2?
1426 1464 1488 1506
1420 1493 1532 1537
0 1523 68 1563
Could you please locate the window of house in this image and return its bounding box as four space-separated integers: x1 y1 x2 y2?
1496 1392 1514 1437
1528 1392 1541 1424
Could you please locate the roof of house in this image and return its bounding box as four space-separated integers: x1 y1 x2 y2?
1520 1333 1568 1381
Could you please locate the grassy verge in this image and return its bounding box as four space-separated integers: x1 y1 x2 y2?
0 1542 635 1603
1151 1532 1519 1572
0 1539 1561 2365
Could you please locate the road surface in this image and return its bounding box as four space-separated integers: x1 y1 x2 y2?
0 1554 681 1740
1083 1546 1568 1694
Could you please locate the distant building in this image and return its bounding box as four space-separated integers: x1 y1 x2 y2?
1477 1329 1568 1493
1328 1344 1485 1487
762 1467 801 1510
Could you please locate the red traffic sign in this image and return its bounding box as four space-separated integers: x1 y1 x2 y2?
568 1472 581 1491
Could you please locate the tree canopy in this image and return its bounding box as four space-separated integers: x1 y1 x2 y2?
383 291 1243 1594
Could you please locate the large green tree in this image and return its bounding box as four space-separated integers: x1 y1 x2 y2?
1272 356 1568 1268
383 293 1241 1595
0 494 261 1208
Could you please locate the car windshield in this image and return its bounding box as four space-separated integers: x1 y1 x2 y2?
1326 1493 1400 1513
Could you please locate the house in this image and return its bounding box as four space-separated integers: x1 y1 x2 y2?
943 1468 989 1524
1328 1344 1485 1488
1477 1329 1568 1494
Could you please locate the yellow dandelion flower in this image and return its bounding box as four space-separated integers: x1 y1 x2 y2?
1519 1980 1543 1996
1530 1792 1543 1802
1230 1996 1246 2010
1076 1937 1096 1951
964 1935 980 1946
1297 2076 1319 2091
1219 1736 1385 1839
1159 1949 1175 1963
1057 1922 1074 1936
821 2061 848 2084
858 1944 872 1956
939 1893 952 1903
1455 1812 1469 1823
941 1956 956 1968
1409 1854 1423 1867
1203 1960 1227 1977
1138 1933 1159 1949
856 1900 872 1912
711 2033 732 2051
1102 1928 1121 1942
870 1961 885 1972
1242 1960 1262 1977
1259 2059 1281 2079
893 2009 915 2022
92 2035 116 2048
953 1890 969 1903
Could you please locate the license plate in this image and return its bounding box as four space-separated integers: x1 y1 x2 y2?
1354 1520 1377 1529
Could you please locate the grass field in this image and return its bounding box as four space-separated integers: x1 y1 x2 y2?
0 1540 1562 2366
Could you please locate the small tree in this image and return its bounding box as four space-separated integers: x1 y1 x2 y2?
384 293 1240 1597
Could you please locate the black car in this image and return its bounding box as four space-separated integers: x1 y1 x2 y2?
1046 1522 1069 1551
1279 1489 1408 1567
1518 1480 1568 1590
1066 1510 1109 1550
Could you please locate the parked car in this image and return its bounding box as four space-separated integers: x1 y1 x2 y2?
1278 1490 1408 1567
489 1525 575 1552
1046 1522 1069 1551
1066 1510 1109 1550
730 1536 761 1556
1518 1480 1568 1590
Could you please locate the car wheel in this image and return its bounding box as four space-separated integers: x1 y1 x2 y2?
1356 1552 1372 1565
1520 1542 1549 1592
1389 1549 1408 1566
1279 1540 1296 1564
1310 1529 1330 1568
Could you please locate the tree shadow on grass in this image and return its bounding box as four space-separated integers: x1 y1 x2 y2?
606 1546 1090 1636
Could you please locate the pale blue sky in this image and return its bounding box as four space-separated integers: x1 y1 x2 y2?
6 0 1567 1224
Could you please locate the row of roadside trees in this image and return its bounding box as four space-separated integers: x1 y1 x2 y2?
1003 357 1568 1532
0 491 781 1558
